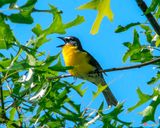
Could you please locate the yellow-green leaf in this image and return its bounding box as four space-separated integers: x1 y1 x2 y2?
92 84 107 99
78 0 114 35
155 38 160 47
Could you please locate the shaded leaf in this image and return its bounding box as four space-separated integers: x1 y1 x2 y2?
140 24 152 43
102 103 132 127
115 22 140 33
0 0 16 7
139 95 160 123
145 0 159 14
70 82 87 97
9 0 37 24
147 71 160 85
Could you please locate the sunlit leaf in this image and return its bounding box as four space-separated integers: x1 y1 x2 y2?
155 37 160 47
92 84 107 99
78 0 113 35
122 29 141 62
32 5 84 48
0 15 15 49
9 108 16 121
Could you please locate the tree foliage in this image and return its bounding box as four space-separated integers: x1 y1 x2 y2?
0 0 159 127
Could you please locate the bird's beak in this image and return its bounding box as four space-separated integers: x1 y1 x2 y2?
57 37 65 48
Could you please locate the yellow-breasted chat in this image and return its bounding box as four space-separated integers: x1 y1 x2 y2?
57 36 118 106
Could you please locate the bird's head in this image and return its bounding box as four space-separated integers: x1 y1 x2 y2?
57 36 83 50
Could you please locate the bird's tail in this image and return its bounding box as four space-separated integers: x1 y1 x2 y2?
102 87 118 106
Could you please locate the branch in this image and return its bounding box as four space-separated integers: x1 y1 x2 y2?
136 0 160 35
48 57 160 80
0 80 6 122
100 57 160 73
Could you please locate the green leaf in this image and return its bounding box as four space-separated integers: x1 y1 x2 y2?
145 0 159 14
155 37 160 47
32 5 84 48
140 24 152 43
21 0 37 8
122 48 140 62
27 53 36 66
0 15 15 49
102 103 132 127
128 88 151 112
7 60 30 71
46 5 84 34
49 57 73 72
9 13 33 24
115 22 140 33
32 24 43 36
47 121 63 128
128 88 160 112
9 108 16 121
0 59 11 71
133 29 140 47
78 0 114 35
122 29 141 62
64 15 85 29
155 6 160 19
98 101 104 112
43 53 60 68
9 0 37 24
147 71 160 85
0 0 17 7
139 95 160 123
92 84 107 99
69 82 87 97
130 48 153 63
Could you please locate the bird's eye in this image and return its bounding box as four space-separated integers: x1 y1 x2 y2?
66 38 69 42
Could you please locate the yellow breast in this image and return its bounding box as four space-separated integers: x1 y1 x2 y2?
62 44 94 76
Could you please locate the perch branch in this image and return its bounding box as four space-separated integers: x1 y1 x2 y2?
48 57 160 80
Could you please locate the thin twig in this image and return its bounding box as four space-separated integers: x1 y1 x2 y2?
32 8 63 14
32 8 51 13
48 57 160 80
0 81 6 120
100 57 160 73
136 0 160 35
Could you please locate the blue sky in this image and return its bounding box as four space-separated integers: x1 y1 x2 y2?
5 0 159 127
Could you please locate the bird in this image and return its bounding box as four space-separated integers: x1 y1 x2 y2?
57 36 118 106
